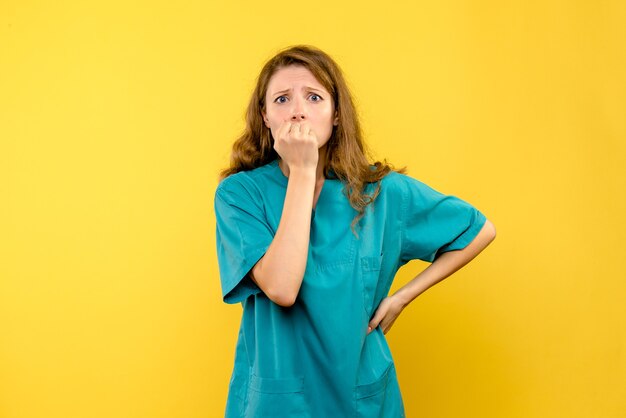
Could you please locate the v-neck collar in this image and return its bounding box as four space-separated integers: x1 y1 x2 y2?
312 179 325 214
269 158 334 216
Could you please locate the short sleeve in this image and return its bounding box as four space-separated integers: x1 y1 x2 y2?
214 178 274 304
400 175 487 263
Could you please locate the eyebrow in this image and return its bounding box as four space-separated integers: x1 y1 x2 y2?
271 87 325 97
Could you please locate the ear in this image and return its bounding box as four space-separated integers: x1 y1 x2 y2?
262 110 270 128
333 110 339 126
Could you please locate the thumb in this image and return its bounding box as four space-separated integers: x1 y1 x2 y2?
367 310 384 334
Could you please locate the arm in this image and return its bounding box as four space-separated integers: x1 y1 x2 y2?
248 168 316 307
393 219 497 308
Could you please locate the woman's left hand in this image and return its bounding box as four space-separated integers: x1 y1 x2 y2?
367 294 407 335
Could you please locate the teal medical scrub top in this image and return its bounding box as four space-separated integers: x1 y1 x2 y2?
214 158 487 418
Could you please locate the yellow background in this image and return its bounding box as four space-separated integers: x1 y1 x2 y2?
1 1 624 417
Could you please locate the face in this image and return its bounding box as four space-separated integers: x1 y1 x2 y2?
262 65 339 149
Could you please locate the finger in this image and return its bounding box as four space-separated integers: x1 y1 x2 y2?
380 318 388 334
382 317 396 335
278 121 292 140
368 311 384 334
297 121 314 139
291 122 301 136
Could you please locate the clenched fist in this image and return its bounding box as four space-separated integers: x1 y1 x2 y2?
272 120 319 172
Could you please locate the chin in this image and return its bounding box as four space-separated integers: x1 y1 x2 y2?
318 137 331 148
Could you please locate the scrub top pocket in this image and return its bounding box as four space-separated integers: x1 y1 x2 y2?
245 374 310 418
360 253 383 317
354 362 393 418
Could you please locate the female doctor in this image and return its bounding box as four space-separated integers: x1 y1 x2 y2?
214 44 496 417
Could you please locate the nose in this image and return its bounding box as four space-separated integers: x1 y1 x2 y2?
290 96 306 121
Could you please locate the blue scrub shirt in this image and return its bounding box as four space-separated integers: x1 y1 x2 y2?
214 158 487 418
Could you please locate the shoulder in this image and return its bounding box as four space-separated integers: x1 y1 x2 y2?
377 170 417 196
215 160 279 203
215 171 249 203
383 170 440 194
376 170 447 211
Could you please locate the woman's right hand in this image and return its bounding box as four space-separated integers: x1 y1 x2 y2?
272 120 319 172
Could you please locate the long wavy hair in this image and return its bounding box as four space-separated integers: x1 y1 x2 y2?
218 44 407 237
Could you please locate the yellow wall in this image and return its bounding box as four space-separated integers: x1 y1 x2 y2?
1 1 624 417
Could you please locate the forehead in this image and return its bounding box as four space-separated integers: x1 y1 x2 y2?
267 65 328 94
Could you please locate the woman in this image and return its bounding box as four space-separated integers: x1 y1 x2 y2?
214 44 496 418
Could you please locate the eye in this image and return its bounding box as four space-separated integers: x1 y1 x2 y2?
274 95 288 104
310 94 322 102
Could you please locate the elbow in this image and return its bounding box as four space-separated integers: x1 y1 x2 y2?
255 258 302 307
485 219 497 241
276 295 297 308
269 289 298 307
267 277 300 307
